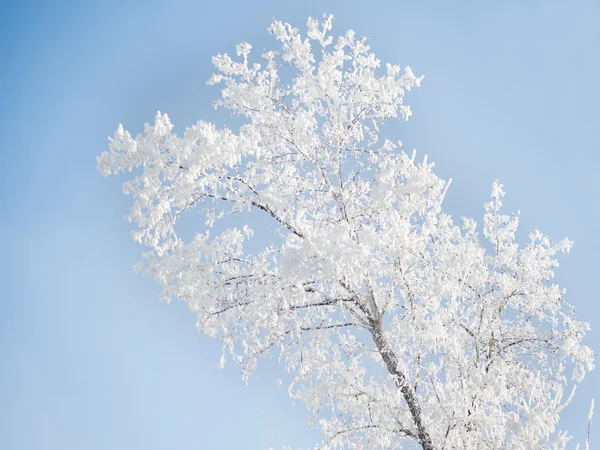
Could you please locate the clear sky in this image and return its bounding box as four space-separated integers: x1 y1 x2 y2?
1 0 599 449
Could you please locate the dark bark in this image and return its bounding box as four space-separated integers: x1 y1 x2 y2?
370 319 435 450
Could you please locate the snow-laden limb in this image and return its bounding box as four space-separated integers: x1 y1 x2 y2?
98 15 594 450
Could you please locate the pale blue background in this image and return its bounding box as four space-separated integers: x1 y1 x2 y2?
1 1 599 449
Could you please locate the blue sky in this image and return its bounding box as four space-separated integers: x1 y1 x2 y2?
1 0 599 448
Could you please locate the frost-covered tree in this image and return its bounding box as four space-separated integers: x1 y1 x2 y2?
98 15 594 450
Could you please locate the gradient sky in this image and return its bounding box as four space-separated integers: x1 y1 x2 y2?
1 1 599 449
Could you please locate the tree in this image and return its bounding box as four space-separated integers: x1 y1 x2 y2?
98 15 594 450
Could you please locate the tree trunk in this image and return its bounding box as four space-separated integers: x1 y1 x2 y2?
370 323 435 450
